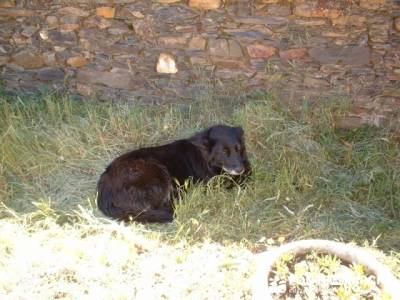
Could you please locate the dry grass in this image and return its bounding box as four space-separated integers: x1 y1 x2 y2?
0 84 399 299
0 215 255 299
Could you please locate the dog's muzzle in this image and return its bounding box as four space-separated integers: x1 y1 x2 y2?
223 167 245 176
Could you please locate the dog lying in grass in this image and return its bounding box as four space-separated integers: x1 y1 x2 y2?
97 125 251 223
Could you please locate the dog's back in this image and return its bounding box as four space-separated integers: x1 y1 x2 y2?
97 156 174 222
97 139 209 222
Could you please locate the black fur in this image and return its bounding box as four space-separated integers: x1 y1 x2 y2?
97 125 251 223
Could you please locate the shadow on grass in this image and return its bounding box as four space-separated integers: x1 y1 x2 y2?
0 84 399 251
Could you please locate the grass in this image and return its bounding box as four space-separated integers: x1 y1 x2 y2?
0 84 399 299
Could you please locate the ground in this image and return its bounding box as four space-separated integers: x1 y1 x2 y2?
0 84 399 299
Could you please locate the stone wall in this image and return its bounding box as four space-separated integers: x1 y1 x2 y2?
1 0 399 126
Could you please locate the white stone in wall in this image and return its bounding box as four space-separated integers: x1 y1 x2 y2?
156 53 178 74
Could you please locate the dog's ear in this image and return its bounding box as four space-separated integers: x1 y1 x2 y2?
190 129 210 152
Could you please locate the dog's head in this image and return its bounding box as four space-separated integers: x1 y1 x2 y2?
191 125 251 177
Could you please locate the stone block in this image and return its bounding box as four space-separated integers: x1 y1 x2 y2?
108 25 130 35
0 8 35 17
395 18 400 32
223 28 273 43
58 6 89 17
132 20 153 39
208 39 247 67
60 15 80 25
156 53 178 74
234 16 288 26
155 5 199 24
159 35 189 48
60 24 80 32
309 46 370 66
294 3 341 18
208 39 229 57
188 36 206 50
84 16 112 29
67 56 88 68
77 68 137 89
0 0 15 8
215 68 256 80
48 30 77 45
12 49 44 69
21 25 38 37
96 7 115 19
294 18 328 26
46 16 58 27
189 55 209 65
258 0 279 3
228 40 243 58
267 4 291 16
247 44 277 58
36 67 65 81
332 16 367 27
11 32 31 45
189 0 221 10
303 76 329 88
0 55 9 66
280 48 308 60
156 0 181 3
42 52 56 66
359 0 385 10
208 39 244 58
369 23 389 43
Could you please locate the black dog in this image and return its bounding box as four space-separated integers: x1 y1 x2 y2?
97 125 251 223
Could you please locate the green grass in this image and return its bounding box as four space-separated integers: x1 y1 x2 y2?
0 85 399 298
